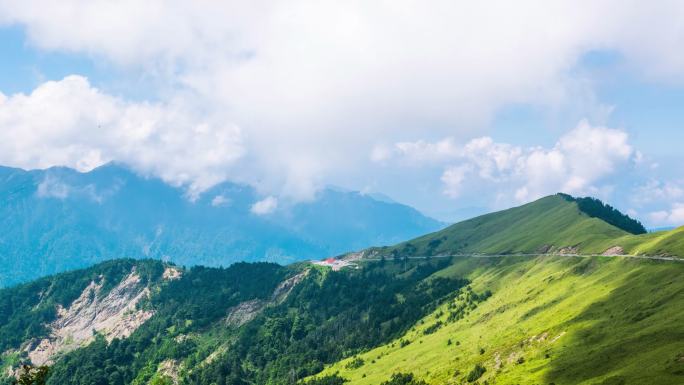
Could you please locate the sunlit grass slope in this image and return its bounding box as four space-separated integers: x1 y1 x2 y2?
372 194 684 258
617 226 684 257
316 256 684 384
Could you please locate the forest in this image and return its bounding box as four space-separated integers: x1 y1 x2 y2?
1 258 468 385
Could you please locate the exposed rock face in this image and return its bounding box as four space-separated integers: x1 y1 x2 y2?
557 246 579 255
225 270 308 328
27 270 153 366
603 246 625 256
225 299 265 327
163 266 182 280
342 250 367 261
157 359 180 384
271 270 307 303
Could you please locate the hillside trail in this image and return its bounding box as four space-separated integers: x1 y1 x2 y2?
363 253 683 262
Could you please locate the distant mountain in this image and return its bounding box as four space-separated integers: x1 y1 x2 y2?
0 163 443 286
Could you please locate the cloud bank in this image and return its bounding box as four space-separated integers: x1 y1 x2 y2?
0 76 244 196
0 1 683 221
376 120 637 203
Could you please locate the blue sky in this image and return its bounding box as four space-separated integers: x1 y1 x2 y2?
0 2 683 227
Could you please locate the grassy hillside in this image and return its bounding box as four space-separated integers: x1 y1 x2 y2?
614 226 684 257
370 194 684 258
316 256 684 384
2 194 682 385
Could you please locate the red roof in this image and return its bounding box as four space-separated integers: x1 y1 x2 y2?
324 258 336 263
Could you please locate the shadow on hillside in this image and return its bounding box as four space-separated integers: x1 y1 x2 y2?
544 262 684 385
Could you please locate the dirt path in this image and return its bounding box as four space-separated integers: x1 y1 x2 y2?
363 253 683 262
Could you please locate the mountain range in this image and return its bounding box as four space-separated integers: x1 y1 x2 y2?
0 193 682 384
0 163 443 287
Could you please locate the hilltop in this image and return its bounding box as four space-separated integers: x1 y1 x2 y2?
365 194 681 259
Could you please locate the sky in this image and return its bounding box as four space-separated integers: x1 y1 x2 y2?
0 1 683 226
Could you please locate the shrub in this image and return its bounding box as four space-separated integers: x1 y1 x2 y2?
344 357 365 370
380 372 428 385
466 364 486 382
306 373 348 385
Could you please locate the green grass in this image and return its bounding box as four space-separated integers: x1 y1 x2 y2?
618 226 684 257
372 195 684 258
0 351 21 377
315 256 684 384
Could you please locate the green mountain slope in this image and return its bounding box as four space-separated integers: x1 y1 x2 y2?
369 194 682 258
1 194 682 385
0 258 465 385
315 256 684 384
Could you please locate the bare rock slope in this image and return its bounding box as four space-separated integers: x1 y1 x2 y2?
27 269 153 365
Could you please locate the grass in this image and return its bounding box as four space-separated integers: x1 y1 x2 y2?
372 195 684 259
314 256 684 384
0 351 21 376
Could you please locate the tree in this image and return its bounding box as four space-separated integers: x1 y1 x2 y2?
466 364 486 382
306 374 348 385
380 373 428 385
14 365 49 385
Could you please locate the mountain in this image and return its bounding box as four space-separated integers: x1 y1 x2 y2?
0 258 467 385
0 194 682 385
316 254 684 384
0 163 443 287
363 194 680 259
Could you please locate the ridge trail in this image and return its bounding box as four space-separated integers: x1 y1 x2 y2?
363 253 683 262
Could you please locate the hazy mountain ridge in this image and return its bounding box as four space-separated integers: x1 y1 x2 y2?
0 163 443 287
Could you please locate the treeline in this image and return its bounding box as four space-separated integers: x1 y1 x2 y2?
559 194 646 234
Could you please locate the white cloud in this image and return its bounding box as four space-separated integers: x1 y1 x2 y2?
516 120 633 200
36 176 70 199
632 181 684 226
0 76 244 197
383 120 635 202
648 203 684 226
211 195 231 207
251 196 278 215
394 138 461 164
632 180 684 205
441 165 472 198
0 1 683 203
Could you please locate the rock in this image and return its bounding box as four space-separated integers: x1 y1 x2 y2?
26 270 153 366
225 299 265 327
157 359 180 384
271 270 308 303
225 270 309 328
557 246 579 255
602 246 625 256
163 267 182 280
